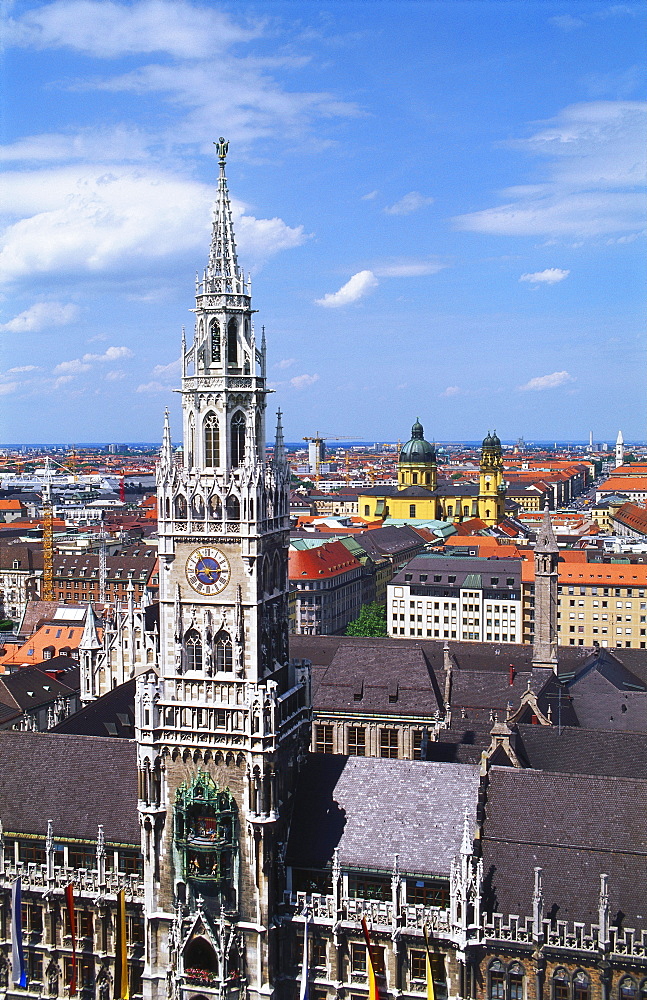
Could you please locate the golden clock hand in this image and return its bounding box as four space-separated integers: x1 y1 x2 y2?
196 558 215 581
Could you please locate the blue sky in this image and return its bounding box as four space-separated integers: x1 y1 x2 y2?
0 0 645 445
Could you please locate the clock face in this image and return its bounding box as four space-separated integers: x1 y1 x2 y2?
186 547 231 596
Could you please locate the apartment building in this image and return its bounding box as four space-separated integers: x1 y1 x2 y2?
522 559 647 650
388 554 523 643
289 540 363 635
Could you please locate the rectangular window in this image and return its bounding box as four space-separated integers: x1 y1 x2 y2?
379 729 398 758
347 727 365 757
406 879 449 908
348 873 391 901
351 944 367 974
315 725 333 754
410 950 426 981
312 941 327 969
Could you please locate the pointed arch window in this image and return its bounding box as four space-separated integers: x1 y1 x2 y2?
231 412 245 466
573 973 590 1000
553 970 569 1000
185 628 202 671
187 414 195 468
488 961 505 1000
227 318 238 367
508 964 524 1000
226 495 240 522
214 630 233 672
204 413 220 468
210 318 221 362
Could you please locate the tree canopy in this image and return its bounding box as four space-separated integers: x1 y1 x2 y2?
345 602 387 637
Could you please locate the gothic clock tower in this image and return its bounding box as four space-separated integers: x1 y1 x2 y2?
135 140 311 1000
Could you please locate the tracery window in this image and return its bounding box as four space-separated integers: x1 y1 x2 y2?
214 630 233 673
573 972 590 1000
231 412 245 466
185 628 202 671
210 319 220 362
488 961 505 1000
226 495 240 521
187 414 195 468
204 413 220 468
227 318 238 367
620 979 637 1000
508 963 524 1000
553 969 569 1000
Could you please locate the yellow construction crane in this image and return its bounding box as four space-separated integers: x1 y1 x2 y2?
302 433 353 483
41 457 55 601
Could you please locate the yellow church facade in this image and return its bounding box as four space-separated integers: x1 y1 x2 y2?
359 422 506 527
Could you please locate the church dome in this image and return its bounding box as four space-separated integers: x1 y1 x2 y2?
482 431 494 449
491 430 501 448
399 419 436 464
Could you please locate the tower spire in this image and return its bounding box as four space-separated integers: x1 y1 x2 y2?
208 137 242 293
160 408 173 476
273 409 286 468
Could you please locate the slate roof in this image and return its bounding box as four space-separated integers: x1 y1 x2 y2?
294 637 579 726
354 525 427 558
52 678 136 738
0 665 76 714
312 641 443 718
0 730 139 844
516 723 647 777
286 754 480 876
481 766 647 925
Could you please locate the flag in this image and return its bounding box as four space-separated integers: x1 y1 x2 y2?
114 889 129 1000
361 916 385 1000
299 914 309 1000
65 884 77 996
11 878 27 988
423 926 435 1000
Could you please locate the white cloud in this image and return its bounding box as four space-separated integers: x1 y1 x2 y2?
136 380 170 393
7 365 38 373
549 14 584 30
0 301 79 332
362 190 378 200
374 261 446 278
53 359 91 374
315 270 378 308
0 382 18 396
290 373 319 389
105 370 125 381
5 1 257 59
276 358 296 369
0 166 305 282
442 386 461 397
152 359 181 379
384 192 434 216
82 345 133 362
0 128 150 164
518 371 574 391
52 345 132 377
519 268 570 284
454 101 647 238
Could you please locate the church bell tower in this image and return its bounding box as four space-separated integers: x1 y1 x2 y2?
135 140 311 1000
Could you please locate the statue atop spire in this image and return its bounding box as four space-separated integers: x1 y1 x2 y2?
214 136 229 164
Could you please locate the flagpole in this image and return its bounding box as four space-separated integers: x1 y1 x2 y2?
299 909 310 1000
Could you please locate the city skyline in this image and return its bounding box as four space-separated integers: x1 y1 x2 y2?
1 0 645 444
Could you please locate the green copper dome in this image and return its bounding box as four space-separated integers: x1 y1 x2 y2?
399 418 436 464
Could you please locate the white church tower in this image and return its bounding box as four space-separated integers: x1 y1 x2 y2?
616 430 624 468
135 140 311 1000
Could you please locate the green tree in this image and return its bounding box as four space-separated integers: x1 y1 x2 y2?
346 602 387 637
